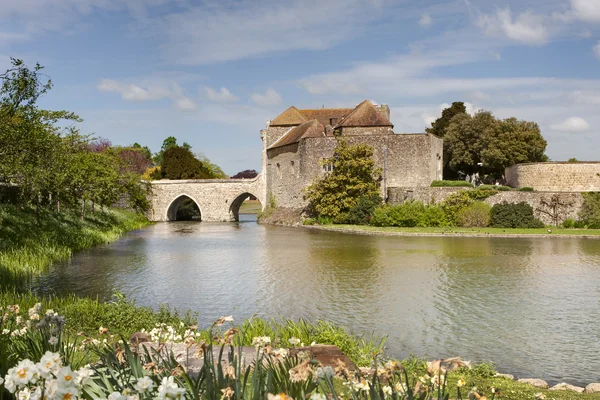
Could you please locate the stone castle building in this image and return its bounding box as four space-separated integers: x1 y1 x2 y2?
261 100 443 209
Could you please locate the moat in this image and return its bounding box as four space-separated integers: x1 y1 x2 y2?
33 215 600 386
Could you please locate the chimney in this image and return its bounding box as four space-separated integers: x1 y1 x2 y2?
378 104 390 121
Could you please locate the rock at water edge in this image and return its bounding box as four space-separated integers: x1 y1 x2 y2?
585 383 600 393
549 383 584 393
517 378 549 389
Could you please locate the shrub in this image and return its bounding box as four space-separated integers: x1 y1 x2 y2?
579 192 600 228
476 185 511 191
431 180 473 187
456 202 491 227
490 202 545 228
518 187 534 192
562 218 576 228
337 194 381 225
302 218 315 225
370 201 447 227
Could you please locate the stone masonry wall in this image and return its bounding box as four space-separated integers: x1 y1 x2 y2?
149 177 265 222
340 126 394 136
506 162 600 191
388 187 585 225
266 133 443 209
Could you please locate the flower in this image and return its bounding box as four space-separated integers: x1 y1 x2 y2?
251 336 271 348
108 392 125 400
157 376 185 400
457 378 466 387
309 393 326 400
48 336 59 346
56 366 78 389
0 376 3 386
267 394 292 400
135 376 154 393
44 379 58 399
394 382 408 394
382 385 393 397
12 359 38 387
534 393 547 400
56 386 79 400
225 365 236 379
17 387 31 400
98 327 108 335
38 352 62 379
288 337 301 346
214 316 234 327
75 366 94 386
221 387 235 400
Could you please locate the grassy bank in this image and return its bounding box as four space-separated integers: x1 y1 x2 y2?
0 203 150 285
308 224 600 238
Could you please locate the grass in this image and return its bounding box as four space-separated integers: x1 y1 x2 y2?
239 200 262 214
431 180 474 187
310 224 600 237
0 203 150 285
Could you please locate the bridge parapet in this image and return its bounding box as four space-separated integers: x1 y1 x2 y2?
148 175 266 222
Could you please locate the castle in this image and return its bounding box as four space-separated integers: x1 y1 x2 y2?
261 100 443 209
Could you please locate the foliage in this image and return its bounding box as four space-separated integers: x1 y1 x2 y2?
370 202 447 228
475 185 511 191
537 194 575 227
568 158 579 162
152 136 191 165
562 218 576 228
430 180 473 187
175 198 201 221
196 152 228 179
231 170 259 179
426 101 466 139
335 195 381 225
443 110 547 175
579 192 600 229
490 202 544 228
456 202 491 228
518 187 534 192
305 139 382 220
159 146 213 180
0 203 149 286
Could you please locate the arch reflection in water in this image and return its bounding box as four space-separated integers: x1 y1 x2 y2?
166 195 202 221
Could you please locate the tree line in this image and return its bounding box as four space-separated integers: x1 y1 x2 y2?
0 58 245 222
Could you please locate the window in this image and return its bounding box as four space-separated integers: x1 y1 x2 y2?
290 160 295 175
276 163 282 179
322 162 334 173
330 118 338 126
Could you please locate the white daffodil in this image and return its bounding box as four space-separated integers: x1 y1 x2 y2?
134 376 154 393
288 337 301 346
55 386 78 400
108 392 125 400
56 366 78 389
48 336 59 346
12 359 38 387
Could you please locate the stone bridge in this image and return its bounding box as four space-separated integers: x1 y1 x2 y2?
147 175 265 222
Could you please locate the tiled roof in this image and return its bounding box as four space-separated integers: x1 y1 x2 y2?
335 100 393 128
298 108 354 127
268 120 328 149
270 106 308 126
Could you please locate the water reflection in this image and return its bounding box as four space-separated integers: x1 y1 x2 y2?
34 221 600 386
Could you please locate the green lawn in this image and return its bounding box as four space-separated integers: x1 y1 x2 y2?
311 224 600 237
239 199 262 214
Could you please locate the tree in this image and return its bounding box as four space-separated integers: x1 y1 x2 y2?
153 136 191 165
195 152 228 179
444 111 547 176
305 139 382 220
426 102 467 138
444 111 497 175
160 146 212 179
231 170 258 179
480 117 547 172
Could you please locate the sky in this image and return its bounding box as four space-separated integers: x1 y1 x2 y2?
1 0 599 175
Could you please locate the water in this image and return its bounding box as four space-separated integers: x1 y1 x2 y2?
34 216 600 385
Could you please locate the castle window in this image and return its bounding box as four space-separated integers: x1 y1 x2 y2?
322 161 334 173
276 163 282 179
330 118 338 126
290 160 295 175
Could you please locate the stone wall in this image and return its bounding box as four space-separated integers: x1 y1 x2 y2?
266 133 443 209
148 176 265 222
388 186 585 225
339 126 394 136
506 162 600 192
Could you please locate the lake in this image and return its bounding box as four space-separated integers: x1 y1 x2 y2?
34 215 600 386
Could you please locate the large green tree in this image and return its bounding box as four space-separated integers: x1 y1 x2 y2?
305 139 382 220
444 111 547 175
160 146 213 179
426 102 467 138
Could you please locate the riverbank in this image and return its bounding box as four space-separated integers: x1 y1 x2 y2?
0 203 150 285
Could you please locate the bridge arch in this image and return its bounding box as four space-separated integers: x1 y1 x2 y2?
166 194 202 221
229 192 262 221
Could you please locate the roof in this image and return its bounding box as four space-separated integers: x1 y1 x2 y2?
298 108 354 127
335 100 393 128
268 120 329 149
270 106 308 126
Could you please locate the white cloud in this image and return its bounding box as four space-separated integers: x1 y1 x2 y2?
571 0 600 22
156 0 383 64
251 88 282 106
97 79 196 111
477 8 549 45
419 14 432 27
569 90 600 105
550 117 591 132
594 41 600 59
204 87 239 103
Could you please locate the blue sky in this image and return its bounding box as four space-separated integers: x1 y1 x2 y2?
1 0 599 175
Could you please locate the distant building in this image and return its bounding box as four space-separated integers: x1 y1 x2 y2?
261 100 443 208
